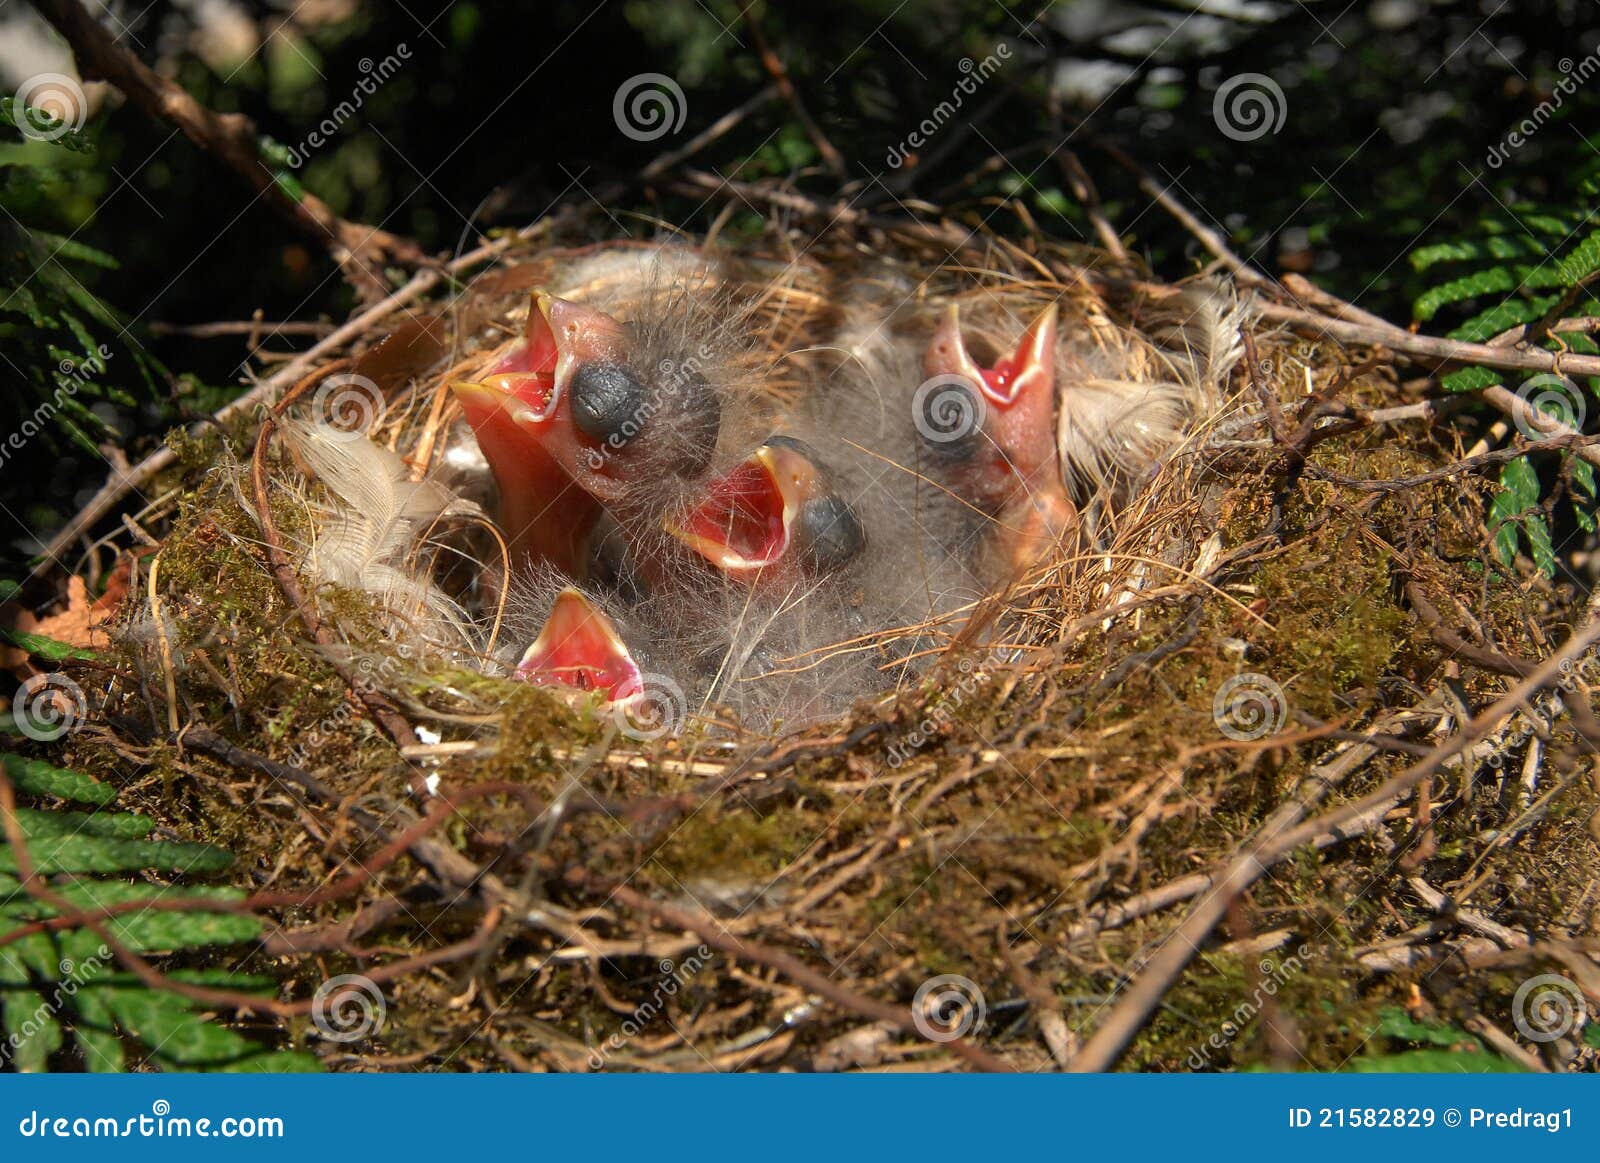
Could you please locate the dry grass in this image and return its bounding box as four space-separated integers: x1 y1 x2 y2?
50 218 1600 1073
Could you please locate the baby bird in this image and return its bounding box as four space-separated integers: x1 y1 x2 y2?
919 300 1078 571
513 585 645 705
450 247 765 581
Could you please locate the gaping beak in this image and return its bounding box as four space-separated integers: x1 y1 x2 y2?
515 587 643 703
535 292 628 402
666 438 864 578
450 373 599 575
924 302 1058 408
921 302 1063 509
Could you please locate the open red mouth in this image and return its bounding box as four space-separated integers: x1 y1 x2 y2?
924 301 1058 408
667 442 814 574
515 588 643 703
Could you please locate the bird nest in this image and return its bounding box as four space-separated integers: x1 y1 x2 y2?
31 215 1600 1073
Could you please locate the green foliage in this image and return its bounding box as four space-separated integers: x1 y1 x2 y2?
1345 1007 1525 1073
0 100 165 465
0 754 317 1072
1408 134 1600 577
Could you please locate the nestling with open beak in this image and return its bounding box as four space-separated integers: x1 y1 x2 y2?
513 585 645 705
451 266 747 578
666 436 866 582
919 300 1078 570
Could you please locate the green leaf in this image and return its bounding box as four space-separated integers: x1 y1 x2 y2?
1373 1006 1470 1046
1487 459 1534 566
2 755 114 806
11 807 154 840
1500 456 1541 510
1441 365 1501 393
0 833 234 875
2 990 62 1071
0 628 96 660
1584 1022 1600 1050
205 1050 322 1073
101 986 259 1067
1415 267 1517 322
1559 229 1600 284
1524 512 1556 577
1348 1048 1526 1072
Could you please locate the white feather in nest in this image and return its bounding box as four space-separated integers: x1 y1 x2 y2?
277 419 484 652
1056 280 1250 507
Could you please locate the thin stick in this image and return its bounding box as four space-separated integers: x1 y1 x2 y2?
32 219 552 581
1069 626 1598 1071
740 6 846 179
34 0 425 299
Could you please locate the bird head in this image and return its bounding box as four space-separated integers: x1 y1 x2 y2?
665 436 866 580
920 300 1077 569
454 290 724 495
921 301 1060 506
451 290 732 573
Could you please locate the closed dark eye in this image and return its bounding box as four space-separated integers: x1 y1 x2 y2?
570 361 649 446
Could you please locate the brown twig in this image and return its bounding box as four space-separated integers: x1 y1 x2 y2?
1067 618 1600 1070
738 4 846 179
33 0 427 300
598 881 1013 1072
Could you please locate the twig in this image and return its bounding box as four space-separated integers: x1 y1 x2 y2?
1258 303 1600 403
1069 617 1600 1071
598 881 1013 1072
33 0 426 300
640 85 778 181
739 5 846 179
150 320 335 339
32 219 553 581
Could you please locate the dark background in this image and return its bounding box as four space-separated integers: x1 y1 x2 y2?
3 0 1597 564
